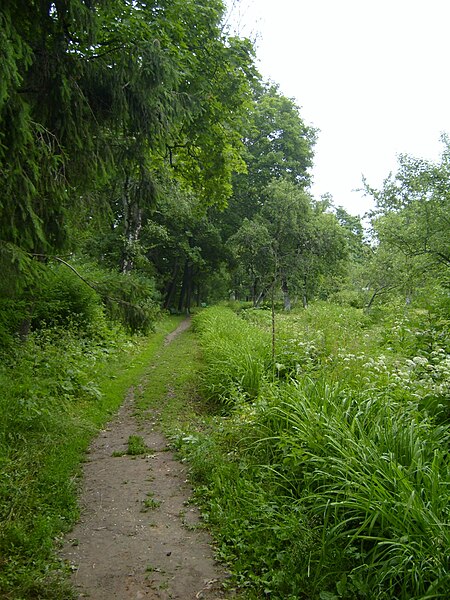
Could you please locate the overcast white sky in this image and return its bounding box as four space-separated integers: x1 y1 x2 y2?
225 0 450 216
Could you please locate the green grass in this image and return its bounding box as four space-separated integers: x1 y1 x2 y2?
3 302 448 599
126 434 149 455
112 434 150 457
134 324 205 436
181 304 450 599
262 380 449 598
192 306 272 407
0 314 184 599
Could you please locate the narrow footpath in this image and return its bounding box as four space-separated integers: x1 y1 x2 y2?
61 320 230 599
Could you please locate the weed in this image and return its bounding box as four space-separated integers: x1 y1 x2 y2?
126 435 149 456
145 564 165 574
186 305 450 599
142 493 161 511
192 306 271 407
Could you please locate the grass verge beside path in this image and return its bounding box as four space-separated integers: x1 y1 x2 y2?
92 314 185 425
0 315 184 600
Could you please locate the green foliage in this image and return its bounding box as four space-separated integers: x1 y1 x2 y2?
112 434 149 457
126 435 149 456
193 306 272 406
369 143 450 272
240 83 316 197
265 382 449 598
228 179 348 307
0 314 181 598
187 304 450 598
138 180 231 311
0 256 160 346
362 137 450 310
96 269 161 335
142 492 161 511
227 217 275 303
31 264 104 331
0 329 119 596
47 260 162 335
0 243 46 346
1 0 259 305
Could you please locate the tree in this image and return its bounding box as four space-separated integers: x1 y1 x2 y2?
367 140 450 277
227 218 274 305
335 204 365 260
259 179 313 309
137 178 230 313
217 83 316 239
304 203 349 303
358 138 450 310
228 179 348 309
243 84 316 192
0 0 257 257
0 0 263 333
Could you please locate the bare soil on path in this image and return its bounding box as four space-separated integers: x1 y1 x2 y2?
61 319 230 600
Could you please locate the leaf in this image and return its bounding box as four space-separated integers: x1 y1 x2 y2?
320 592 339 600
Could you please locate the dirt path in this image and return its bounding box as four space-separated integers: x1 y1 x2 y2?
62 320 230 599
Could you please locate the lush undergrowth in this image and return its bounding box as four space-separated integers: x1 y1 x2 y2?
178 303 449 599
0 314 183 599
2 300 449 599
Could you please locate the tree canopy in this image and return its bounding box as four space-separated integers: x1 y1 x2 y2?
0 0 255 257
2 0 448 328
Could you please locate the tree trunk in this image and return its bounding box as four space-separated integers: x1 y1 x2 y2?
281 276 291 311
177 261 192 314
364 284 398 313
255 289 265 307
163 262 179 310
252 277 258 307
121 175 142 274
302 275 308 309
365 292 377 313
185 266 193 313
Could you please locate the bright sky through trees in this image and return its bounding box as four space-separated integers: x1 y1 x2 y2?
225 0 450 216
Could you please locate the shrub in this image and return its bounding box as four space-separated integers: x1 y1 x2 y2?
79 262 161 334
31 264 104 332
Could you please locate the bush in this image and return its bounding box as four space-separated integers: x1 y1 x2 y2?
0 298 29 347
31 264 104 331
78 262 161 334
1 257 161 340
329 288 366 308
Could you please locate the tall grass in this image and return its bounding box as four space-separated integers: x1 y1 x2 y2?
187 304 450 599
264 379 449 598
193 306 272 407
